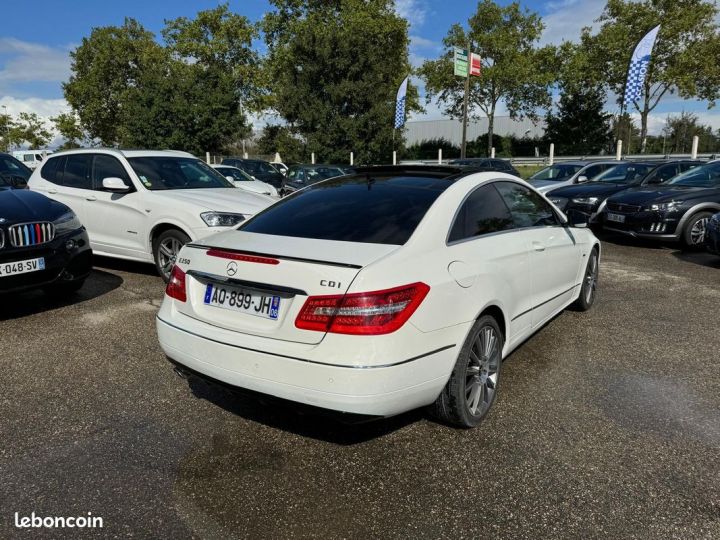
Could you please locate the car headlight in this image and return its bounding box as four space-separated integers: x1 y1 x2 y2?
200 212 246 227
647 201 680 212
53 211 82 234
571 197 600 205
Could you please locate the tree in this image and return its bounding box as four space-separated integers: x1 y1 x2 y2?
7 113 52 149
545 86 612 155
662 112 717 153
63 5 261 154
51 112 88 150
256 124 306 163
609 113 640 154
262 0 418 164
64 18 165 145
585 0 720 153
404 138 460 160
0 111 15 152
418 0 557 156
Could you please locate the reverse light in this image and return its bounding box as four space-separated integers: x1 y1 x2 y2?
166 265 187 302
295 282 430 335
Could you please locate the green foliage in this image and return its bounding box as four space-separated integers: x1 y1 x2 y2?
404 138 460 160
51 113 88 150
63 5 259 154
583 0 720 151
545 86 613 155
418 0 557 155
1 112 52 150
644 112 720 154
256 124 306 163
262 0 418 164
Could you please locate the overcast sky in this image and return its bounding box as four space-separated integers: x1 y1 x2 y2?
0 0 717 143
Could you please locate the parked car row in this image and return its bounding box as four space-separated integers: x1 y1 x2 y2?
4 151 718 429
531 159 720 253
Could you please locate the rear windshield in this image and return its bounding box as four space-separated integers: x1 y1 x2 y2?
240 174 449 245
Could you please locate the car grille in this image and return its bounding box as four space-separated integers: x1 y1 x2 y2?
8 223 55 248
606 202 642 213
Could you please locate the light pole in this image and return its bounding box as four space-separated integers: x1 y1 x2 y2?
1 105 7 152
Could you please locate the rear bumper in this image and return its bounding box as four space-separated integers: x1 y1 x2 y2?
157 316 457 417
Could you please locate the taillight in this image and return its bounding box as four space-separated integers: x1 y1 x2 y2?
166 265 187 302
295 282 430 335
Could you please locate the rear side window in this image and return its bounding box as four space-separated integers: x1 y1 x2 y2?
40 156 65 184
62 154 92 189
495 182 560 228
92 154 130 189
448 184 514 243
240 175 448 245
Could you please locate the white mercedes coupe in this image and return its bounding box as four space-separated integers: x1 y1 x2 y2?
157 166 600 428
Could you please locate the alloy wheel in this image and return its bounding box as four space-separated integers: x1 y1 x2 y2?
690 217 709 245
465 326 500 417
158 237 183 280
585 253 598 304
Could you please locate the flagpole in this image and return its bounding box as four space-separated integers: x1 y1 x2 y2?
460 41 471 159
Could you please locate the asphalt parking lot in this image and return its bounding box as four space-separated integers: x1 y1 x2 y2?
1 234 719 539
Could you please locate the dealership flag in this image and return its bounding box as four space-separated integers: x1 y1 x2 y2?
623 25 661 106
394 76 409 129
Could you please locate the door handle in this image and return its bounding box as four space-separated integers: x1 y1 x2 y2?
532 241 546 252
48 189 57 194
85 195 97 201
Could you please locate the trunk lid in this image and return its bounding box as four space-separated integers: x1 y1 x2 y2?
176 230 399 344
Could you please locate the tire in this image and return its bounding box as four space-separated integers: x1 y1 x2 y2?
153 229 190 283
44 278 85 298
430 315 503 428
574 247 599 311
681 211 713 250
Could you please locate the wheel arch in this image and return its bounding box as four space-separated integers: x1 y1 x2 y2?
677 203 720 234
149 221 194 250
476 303 507 343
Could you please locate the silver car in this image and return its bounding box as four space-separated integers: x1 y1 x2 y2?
529 161 619 194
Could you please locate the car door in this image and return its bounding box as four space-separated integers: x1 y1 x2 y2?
446 183 534 347
39 154 92 227
85 153 149 259
495 181 581 328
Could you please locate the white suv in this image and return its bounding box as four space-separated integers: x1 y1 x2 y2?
28 149 275 280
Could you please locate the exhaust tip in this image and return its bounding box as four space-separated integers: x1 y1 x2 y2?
173 366 189 380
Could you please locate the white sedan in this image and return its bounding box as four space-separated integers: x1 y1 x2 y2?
157 167 600 427
211 165 279 198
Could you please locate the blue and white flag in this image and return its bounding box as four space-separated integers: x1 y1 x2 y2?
394 76 409 129
623 25 661 107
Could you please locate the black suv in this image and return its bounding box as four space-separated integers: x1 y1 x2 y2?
0 152 32 190
281 164 355 196
546 160 702 225
221 158 285 189
0 190 92 295
447 158 520 177
603 160 720 248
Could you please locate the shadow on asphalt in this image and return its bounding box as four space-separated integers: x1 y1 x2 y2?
185 374 424 445
92 254 160 278
671 250 720 269
0 268 123 321
594 230 667 250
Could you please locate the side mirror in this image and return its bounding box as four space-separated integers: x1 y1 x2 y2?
576 175 589 184
102 177 130 192
565 209 588 228
10 176 28 189
225 175 235 182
